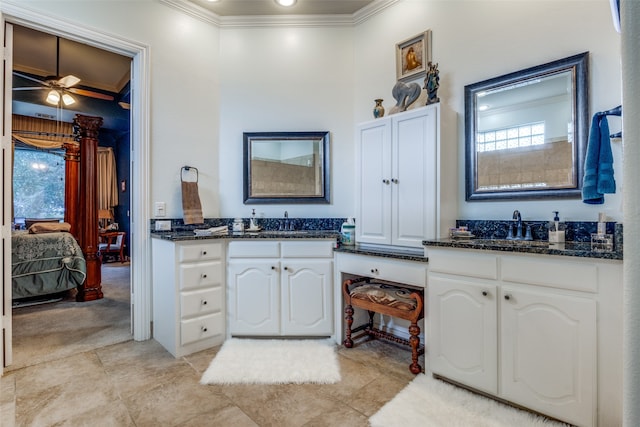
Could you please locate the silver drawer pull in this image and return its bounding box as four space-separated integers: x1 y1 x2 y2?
202 251 207 255
202 300 208 305
284 266 289 271
504 294 512 301
370 268 378 274
202 274 207 279
271 266 276 270
482 291 488 297
202 326 208 332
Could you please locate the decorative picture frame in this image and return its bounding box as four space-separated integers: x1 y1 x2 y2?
396 30 432 82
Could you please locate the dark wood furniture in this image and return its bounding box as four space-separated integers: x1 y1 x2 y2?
343 276 425 374
98 231 126 263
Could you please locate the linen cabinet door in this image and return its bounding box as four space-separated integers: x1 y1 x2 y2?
228 260 280 335
500 285 596 427
356 118 392 246
392 106 438 247
281 259 333 336
428 274 498 395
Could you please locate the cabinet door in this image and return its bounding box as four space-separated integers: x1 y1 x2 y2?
227 260 280 335
428 274 498 394
392 106 439 247
281 260 333 335
501 285 596 427
356 118 392 245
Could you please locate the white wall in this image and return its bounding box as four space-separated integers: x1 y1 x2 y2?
354 0 622 223
217 26 354 219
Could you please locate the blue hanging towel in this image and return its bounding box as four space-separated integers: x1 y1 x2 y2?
582 113 616 204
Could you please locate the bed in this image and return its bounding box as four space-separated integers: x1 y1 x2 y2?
11 230 86 300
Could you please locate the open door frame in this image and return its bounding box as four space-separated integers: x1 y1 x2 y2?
0 6 152 374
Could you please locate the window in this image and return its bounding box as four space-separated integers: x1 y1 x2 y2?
13 148 65 219
477 122 545 152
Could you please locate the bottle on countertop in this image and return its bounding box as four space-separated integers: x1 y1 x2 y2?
341 217 356 246
548 211 565 243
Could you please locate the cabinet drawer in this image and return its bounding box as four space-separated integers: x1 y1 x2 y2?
181 287 222 318
181 312 224 345
337 253 426 287
228 241 280 258
501 255 598 293
179 243 222 262
427 249 498 280
179 261 223 290
281 240 334 258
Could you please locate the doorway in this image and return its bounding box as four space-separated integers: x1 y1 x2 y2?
1 11 151 373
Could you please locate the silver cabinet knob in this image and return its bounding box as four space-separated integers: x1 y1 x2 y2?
202 326 208 332
202 300 208 305
482 291 488 297
504 294 512 301
382 179 390 184
391 178 398 184
370 268 379 274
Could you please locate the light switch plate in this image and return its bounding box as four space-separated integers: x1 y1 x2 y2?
155 202 166 217
155 220 171 231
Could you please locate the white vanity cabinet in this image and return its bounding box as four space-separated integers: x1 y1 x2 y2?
151 238 225 358
356 104 440 249
227 240 334 336
427 247 622 427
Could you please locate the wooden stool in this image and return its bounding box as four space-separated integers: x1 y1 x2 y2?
343 277 425 374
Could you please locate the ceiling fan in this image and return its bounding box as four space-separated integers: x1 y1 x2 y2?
12 36 115 106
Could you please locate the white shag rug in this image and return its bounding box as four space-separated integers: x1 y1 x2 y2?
200 338 341 385
370 374 570 427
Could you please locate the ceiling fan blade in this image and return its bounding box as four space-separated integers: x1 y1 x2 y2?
58 74 81 88
67 87 115 101
12 87 47 91
13 71 48 86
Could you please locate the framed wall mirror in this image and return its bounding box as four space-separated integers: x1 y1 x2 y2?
465 52 589 200
243 131 330 204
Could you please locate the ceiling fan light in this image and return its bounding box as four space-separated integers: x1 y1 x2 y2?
275 0 296 7
62 93 76 106
46 90 60 105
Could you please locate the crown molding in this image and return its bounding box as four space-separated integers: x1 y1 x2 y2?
159 0 399 28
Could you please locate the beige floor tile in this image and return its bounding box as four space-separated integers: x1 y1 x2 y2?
0 373 16 427
124 374 232 426
215 383 341 427
178 405 260 427
346 375 409 417
182 346 221 375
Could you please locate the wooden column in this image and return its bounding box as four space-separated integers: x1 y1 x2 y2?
63 142 80 238
75 114 103 302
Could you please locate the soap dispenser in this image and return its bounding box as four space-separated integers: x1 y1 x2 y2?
549 211 565 243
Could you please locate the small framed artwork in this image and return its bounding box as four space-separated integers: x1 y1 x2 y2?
396 30 432 82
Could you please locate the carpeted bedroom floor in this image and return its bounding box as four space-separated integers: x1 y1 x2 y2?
7 261 132 371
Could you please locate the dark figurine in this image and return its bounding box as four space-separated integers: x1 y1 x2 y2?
424 62 440 105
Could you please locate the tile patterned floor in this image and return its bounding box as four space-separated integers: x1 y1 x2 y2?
1 338 422 426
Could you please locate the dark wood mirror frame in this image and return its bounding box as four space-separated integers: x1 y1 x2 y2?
465 52 589 201
243 131 330 204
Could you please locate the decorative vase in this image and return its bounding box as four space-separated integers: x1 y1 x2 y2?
373 99 385 118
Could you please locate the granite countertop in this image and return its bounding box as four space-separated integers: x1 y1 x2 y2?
334 244 427 263
423 238 623 261
151 230 341 241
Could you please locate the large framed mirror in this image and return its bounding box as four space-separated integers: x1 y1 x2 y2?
243 131 330 204
465 52 588 200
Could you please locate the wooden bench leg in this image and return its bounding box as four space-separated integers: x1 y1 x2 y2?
344 304 354 348
409 322 422 374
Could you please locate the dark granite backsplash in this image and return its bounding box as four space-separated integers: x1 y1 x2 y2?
151 217 346 233
456 219 622 246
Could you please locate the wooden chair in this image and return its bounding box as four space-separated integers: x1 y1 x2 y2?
98 231 126 263
343 276 425 374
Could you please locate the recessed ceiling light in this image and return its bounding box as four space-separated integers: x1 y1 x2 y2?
275 0 297 7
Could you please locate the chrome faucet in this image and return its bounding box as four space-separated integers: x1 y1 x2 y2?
513 210 523 239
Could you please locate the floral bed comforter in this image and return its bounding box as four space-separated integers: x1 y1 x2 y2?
11 231 86 299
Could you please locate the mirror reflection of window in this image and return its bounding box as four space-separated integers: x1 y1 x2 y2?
465 52 587 200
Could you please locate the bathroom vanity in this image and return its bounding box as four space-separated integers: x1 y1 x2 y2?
423 241 622 427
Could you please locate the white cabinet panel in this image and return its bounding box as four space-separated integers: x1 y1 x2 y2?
429 275 498 394
281 260 333 335
227 261 280 335
501 285 596 427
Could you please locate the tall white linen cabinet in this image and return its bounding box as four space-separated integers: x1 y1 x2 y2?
356 104 441 249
